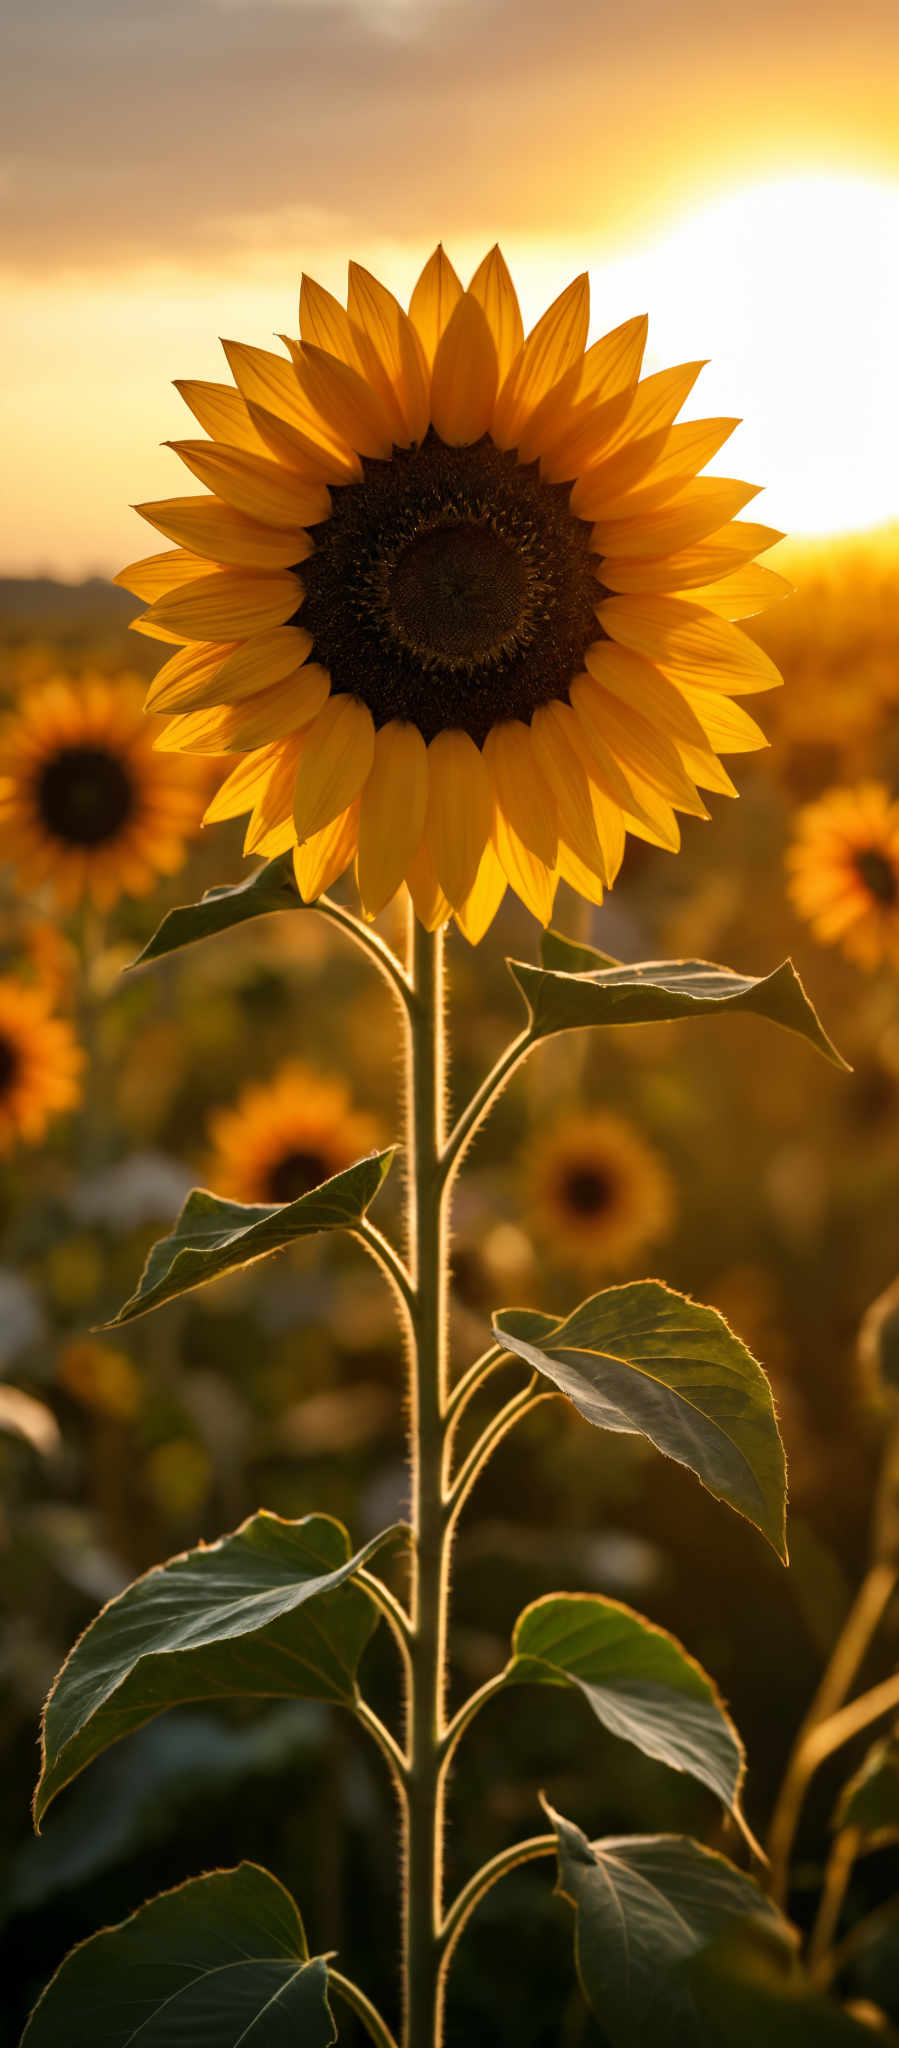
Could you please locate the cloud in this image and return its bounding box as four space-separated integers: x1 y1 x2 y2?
3 0 897 277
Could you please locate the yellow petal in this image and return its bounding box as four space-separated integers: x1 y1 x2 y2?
408 245 464 369
293 694 375 841
568 426 671 518
467 246 524 385
425 728 493 907
347 263 430 444
244 737 304 851
455 839 507 944
492 802 558 923
405 836 451 931
429 294 499 446
155 667 328 753
115 549 207 601
169 441 331 528
482 718 557 865
144 641 233 713
138 568 302 643
530 700 609 887
556 838 604 905
290 343 396 460
583 641 718 754
601 520 786 594
204 741 288 824
570 673 708 818
591 478 761 561
492 274 590 447
589 417 741 521
221 340 346 454
299 276 365 370
578 314 648 402
678 684 769 754
174 379 269 455
209 627 315 704
686 563 792 619
294 800 360 900
537 385 635 484
356 720 429 917
135 495 314 570
245 401 362 483
599 595 784 697
595 361 707 462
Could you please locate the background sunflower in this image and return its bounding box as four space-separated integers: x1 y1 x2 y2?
206 1061 382 1205
0 976 83 1154
0 673 208 910
786 783 899 969
525 1110 675 1273
118 247 787 940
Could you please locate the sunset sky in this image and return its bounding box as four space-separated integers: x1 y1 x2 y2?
2 0 898 576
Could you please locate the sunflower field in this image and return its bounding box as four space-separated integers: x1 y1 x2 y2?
1 254 899 2048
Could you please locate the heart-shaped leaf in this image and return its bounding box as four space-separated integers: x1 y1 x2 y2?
548 1804 786 2046
493 1281 787 1558
36 1511 405 1825
132 854 300 967
106 1150 395 1325
539 928 620 973
509 954 847 1068
21 1862 335 2047
507 1594 750 1838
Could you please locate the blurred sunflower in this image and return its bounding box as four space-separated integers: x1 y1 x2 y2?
120 245 788 940
0 977 83 1154
526 1111 674 1272
207 1062 381 1204
786 783 899 969
0 674 207 909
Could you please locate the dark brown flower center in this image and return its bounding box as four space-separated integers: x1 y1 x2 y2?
265 1146 331 1204
0 1029 20 1099
561 1165 616 1217
855 846 898 907
297 430 606 746
35 746 135 848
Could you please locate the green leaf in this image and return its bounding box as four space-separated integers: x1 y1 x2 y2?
493 1281 787 1559
834 1728 899 1847
506 1594 750 1838
509 954 848 1068
688 1917 892 2045
539 928 620 973
548 1804 786 2047
106 1150 395 1325
35 1511 404 1826
20 1862 335 2047
132 854 300 967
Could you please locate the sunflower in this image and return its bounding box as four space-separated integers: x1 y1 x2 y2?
0 674 207 909
119 246 788 941
786 783 899 969
526 1111 674 1272
207 1062 381 1205
0 977 83 1154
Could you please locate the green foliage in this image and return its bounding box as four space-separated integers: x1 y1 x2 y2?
687 1919 891 2044
834 1728 899 1846
506 1593 748 1830
509 951 848 1068
132 855 300 966
106 1150 395 1324
494 1280 787 1557
548 1803 786 2045
35 1511 404 1824
20 1862 335 2048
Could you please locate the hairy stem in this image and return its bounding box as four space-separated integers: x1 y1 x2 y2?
329 1969 402 2048
316 894 415 1010
402 915 450 2048
440 1028 534 1190
436 1835 557 2019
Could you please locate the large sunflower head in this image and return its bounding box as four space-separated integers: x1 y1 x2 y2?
0 976 84 1154
786 783 899 970
119 247 788 940
0 673 208 910
206 1062 382 1205
526 1110 675 1273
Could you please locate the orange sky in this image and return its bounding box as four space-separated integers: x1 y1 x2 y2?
2 0 897 574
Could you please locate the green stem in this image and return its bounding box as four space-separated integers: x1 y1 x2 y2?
316 895 415 1011
403 914 450 2048
447 1380 555 1520
436 1836 557 2004
807 1826 862 1980
328 1969 402 2048
440 1028 534 1190
354 1217 417 1319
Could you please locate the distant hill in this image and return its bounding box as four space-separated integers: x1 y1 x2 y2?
0 576 139 633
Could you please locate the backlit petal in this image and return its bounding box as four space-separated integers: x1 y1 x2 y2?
482 718 557 866
245 401 362 483
144 641 233 713
210 627 315 703
203 741 287 824
356 720 429 916
578 314 648 401
429 294 499 446
174 380 269 455
426 728 493 907
530 700 609 887
599 594 784 696
601 520 785 593
290 343 397 460
347 262 430 444
493 274 590 447
455 839 507 943
588 417 741 521
492 802 558 923
591 478 761 561
405 837 451 931
138 568 302 642
686 563 792 619
294 801 360 900
467 246 525 385
299 276 365 368
408 245 464 368
135 495 314 570
293 694 375 841
115 550 207 602
169 441 331 528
